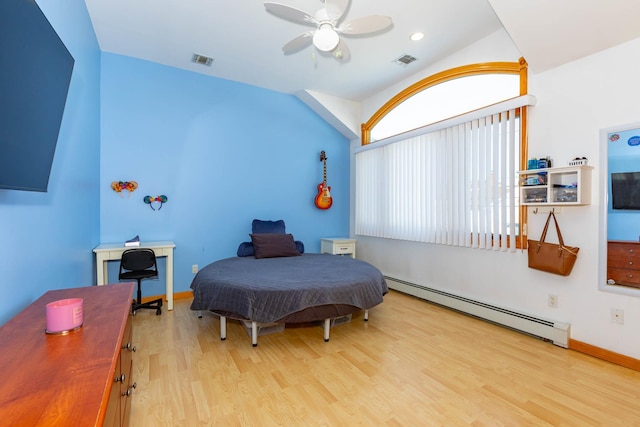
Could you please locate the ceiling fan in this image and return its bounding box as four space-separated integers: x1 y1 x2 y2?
264 0 393 61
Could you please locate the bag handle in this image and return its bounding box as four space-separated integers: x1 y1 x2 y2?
538 211 566 247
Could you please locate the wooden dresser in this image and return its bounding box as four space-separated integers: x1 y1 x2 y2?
608 240 640 289
0 283 135 426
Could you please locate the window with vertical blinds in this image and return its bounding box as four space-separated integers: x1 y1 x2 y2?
355 96 535 250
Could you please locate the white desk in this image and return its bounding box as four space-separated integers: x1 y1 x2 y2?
93 241 176 310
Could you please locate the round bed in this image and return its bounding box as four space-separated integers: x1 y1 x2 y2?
190 253 389 346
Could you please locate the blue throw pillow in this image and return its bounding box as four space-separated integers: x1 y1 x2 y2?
237 241 255 257
252 219 286 234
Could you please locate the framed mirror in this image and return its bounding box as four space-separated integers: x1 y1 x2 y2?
600 121 640 295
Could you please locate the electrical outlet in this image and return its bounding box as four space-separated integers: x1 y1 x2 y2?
611 308 624 325
192 264 198 274
547 294 558 308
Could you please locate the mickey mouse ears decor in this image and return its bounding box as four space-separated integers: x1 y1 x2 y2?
111 180 138 196
144 195 168 210
111 179 167 211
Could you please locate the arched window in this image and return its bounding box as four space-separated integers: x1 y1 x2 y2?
356 58 532 250
362 58 529 146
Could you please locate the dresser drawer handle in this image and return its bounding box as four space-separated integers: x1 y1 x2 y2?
630 249 635 253
628 274 634 279
122 382 137 397
629 261 634 266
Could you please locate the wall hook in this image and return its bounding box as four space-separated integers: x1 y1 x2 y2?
532 207 560 214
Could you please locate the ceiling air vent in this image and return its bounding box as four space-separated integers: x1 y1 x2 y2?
191 53 214 66
393 54 417 66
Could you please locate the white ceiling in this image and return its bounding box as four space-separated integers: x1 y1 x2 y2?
487 0 640 74
84 0 502 101
84 0 640 102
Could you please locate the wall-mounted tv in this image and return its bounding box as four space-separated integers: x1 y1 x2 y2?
0 0 75 192
611 172 640 210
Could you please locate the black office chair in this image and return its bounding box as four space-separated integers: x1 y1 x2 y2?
119 248 162 315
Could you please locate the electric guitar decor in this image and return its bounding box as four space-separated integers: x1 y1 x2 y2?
314 151 333 210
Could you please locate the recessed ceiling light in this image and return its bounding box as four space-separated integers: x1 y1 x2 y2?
410 32 424 41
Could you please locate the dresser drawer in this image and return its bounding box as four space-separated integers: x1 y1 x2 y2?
608 256 640 270
608 267 640 287
608 242 640 258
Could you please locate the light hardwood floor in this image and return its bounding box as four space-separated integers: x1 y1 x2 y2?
130 290 640 426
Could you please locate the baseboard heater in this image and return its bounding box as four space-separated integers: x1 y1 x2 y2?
385 276 570 348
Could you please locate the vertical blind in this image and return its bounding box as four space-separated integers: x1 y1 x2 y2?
355 100 529 251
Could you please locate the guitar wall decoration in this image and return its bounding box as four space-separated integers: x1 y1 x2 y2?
314 151 333 210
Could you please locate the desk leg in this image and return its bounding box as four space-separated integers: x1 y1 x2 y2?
166 250 174 311
96 255 108 286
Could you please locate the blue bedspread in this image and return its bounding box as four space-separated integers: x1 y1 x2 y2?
190 253 388 323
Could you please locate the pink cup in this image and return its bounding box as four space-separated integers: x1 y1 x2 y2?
46 298 83 334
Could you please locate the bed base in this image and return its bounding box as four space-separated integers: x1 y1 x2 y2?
198 309 369 347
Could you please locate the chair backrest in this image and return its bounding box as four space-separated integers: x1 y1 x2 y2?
120 248 157 273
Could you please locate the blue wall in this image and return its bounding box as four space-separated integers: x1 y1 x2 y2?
0 0 101 324
608 128 640 240
100 54 350 296
0 2 350 323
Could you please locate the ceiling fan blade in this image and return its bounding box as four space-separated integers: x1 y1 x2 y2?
339 15 392 35
333 38 351 61
264 2 316 26
282 32 314 54
323 0 350 21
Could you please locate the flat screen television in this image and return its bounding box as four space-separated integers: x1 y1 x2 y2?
611 172 640 210
0 0 75 192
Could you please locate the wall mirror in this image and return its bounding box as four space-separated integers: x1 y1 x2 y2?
600 121 640 295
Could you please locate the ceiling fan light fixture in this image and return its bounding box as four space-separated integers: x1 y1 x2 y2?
313 25 339 51
410 32 424 41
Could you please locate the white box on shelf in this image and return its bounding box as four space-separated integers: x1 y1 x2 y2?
568 158 588 167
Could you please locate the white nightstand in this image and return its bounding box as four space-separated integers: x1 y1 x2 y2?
321 238 357 259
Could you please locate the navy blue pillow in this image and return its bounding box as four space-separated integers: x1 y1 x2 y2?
237 241 255 257
237 240 305 257
252 219 286 234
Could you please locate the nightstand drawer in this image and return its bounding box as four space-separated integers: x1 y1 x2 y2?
334 244 355 254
